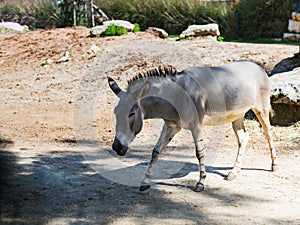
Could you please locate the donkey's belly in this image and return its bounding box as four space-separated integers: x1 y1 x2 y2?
202 108 249 126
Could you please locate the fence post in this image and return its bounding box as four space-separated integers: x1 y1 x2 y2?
73 0 76 26
34 9 36 30
144 9 147 31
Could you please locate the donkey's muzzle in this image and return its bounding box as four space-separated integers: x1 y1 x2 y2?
112 138 128 156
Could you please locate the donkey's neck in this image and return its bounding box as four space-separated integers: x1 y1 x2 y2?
140 96 180 122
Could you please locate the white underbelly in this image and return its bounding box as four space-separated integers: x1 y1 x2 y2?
202 108 250 126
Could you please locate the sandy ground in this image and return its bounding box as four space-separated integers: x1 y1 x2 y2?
0 27 300 224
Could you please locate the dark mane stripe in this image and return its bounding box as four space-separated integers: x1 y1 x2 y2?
127 65 178 84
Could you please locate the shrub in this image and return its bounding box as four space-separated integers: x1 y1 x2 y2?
95 0 236 39
0 0 60 30
237 0 293 39
104 24 127 36
133 23 140 32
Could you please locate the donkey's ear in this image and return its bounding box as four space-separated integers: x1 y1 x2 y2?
108 76 124 97
136 81 151 100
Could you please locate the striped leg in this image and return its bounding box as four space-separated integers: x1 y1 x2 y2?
140 122 180 191
192 126 206 192
252 108 278 172
227 117 249 181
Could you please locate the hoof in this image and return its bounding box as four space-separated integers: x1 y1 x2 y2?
139 184 150 191
226 171 236 181
194 182 204 192
272 164 279 172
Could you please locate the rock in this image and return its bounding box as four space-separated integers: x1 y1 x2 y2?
270 69 300 125
146 27 168 38
57 51 70 63
89 44 101 54
103 20 134 31
0 22 27 32
288 19 300 33
90 25 107 36
42 59 52 66
85 44 101 59
270 53 300 75
180 24 220 39
291 12 300 21
283 33 300 41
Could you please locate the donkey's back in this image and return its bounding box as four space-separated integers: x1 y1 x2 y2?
176 60 271 125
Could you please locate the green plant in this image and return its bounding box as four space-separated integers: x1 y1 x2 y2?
115 25 127 35
23 25 29 32
133 23 140 32
104 24 127 36
217 35 224 42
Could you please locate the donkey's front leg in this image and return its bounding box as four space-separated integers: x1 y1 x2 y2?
192 126 206 192
140 122 180 191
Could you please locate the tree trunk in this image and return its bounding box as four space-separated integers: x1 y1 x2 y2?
86 0 94 27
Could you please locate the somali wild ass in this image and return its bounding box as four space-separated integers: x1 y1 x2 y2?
108 60 278 192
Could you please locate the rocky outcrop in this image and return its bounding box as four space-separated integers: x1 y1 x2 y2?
284 12 300 41
270 69 300 125
0 22 27 32
103 20 134 31
179 24 220 39
90 25 107 36
146 27 168 38
270 53 300 75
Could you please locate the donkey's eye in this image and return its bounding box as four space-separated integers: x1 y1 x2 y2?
128 112 135 118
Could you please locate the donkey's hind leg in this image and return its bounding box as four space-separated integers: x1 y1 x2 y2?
227 117 249 181
252 108 278 172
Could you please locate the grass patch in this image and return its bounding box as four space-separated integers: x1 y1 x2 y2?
228 38 299 45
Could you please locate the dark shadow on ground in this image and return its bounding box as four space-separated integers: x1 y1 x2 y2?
0 145 215 224
167 162 271 180
0 143 280 225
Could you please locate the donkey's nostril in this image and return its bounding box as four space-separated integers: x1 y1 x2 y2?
112 138 119 151
112 138 128 156
112 142 118 152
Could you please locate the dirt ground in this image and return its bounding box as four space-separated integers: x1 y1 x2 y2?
0 27 300 224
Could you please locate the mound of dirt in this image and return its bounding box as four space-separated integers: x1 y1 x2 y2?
0 27 299 225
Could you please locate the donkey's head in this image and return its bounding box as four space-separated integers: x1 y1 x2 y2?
108 77 151 156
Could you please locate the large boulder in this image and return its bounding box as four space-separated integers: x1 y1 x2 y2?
146 27 168 38
180 24 220 39
270 69 300 125
288 19 300 33
103 20 134 31
0 22 27 32
90 25 107 36
270 53 300 75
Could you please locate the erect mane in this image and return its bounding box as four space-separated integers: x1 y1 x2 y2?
127 65 178 85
